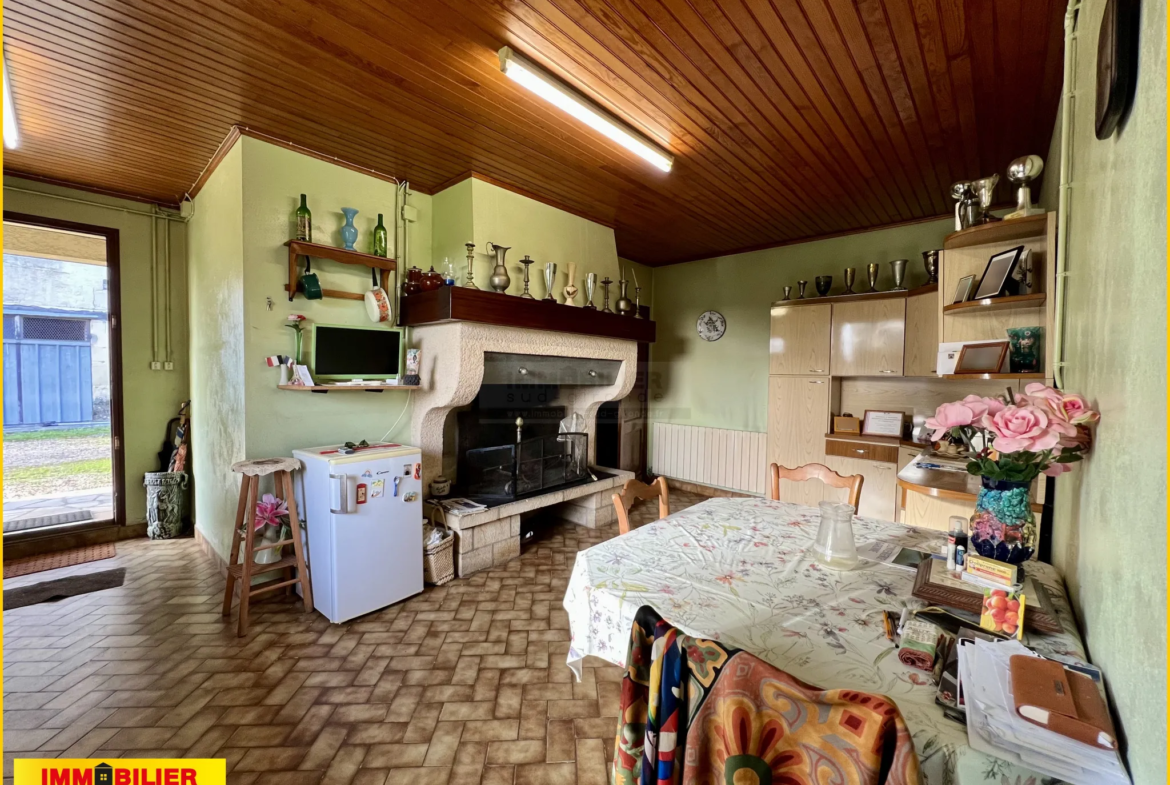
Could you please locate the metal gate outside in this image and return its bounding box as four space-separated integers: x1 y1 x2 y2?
3 313 97 426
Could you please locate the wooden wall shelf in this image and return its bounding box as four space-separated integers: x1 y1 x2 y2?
943 214 1048 250
399 286 656 343
942 372 1046 381
771 283 937 308
278 384 419 393
284 240 397 302
943 292 1047 314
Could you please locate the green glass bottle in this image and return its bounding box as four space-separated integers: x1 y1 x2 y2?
295 194 312 242
373 213 388 257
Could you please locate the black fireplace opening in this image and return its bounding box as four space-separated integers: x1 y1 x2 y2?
455 384 597 504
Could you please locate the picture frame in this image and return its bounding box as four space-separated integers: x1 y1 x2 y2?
973 245 1024 300
861 409 906 438
954 341 1010 375
833 416 861 434
953 274 976 304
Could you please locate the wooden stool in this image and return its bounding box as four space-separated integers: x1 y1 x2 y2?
221 457 313 636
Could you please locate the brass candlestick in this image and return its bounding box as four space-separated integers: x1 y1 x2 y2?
633 287 643 319
518 255 535 299
463 242 478 289
600 277 614 313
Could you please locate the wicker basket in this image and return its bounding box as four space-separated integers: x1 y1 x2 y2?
423 530 455 586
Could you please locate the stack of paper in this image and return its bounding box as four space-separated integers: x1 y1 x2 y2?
960 638 1130 785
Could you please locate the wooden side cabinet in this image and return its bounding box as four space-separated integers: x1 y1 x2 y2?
904 288 939 377
766 375 831 506
769 304 831 375
830 299 906 377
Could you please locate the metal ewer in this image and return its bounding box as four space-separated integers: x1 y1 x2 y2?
615 279 634 316
487 242 512 293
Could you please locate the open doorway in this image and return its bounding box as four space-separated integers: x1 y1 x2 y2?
3 214 124 535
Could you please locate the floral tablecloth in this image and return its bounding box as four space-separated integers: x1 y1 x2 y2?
564 497 1088 785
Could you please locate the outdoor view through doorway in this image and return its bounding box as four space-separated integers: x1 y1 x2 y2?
3 221 114 534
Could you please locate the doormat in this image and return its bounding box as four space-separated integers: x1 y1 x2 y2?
3 568 126 609
3 510 93 534
3 542 117 578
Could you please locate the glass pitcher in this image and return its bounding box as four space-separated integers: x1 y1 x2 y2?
812 501 859 570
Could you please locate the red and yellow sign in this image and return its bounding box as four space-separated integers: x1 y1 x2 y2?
15 760 226 785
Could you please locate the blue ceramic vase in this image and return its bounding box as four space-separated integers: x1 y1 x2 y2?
340 207 359 250
970 477 1035 564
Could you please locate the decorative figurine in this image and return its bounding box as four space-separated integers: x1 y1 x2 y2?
867 263 880 292
1004 155 1045 220
600 277 614 313
543 263 558 302
518 255 536 298
562 262 579 305
463 242 478 289
583 273 597 309
487 242 511 293
843 268 856 294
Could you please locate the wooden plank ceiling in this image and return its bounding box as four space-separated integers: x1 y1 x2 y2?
3 0 1066 265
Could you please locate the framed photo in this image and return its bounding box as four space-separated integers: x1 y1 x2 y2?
973 245 1024 300
954 341 1010 374
953 274 976 304
833 416 861 434
861 409 906 438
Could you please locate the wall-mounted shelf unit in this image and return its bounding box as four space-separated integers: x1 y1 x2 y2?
942 214 1048 250
278 384 419 393
942 373 1046 381
399 286 656 343
942 292 1047 313
284 240 397 302
770 283 937 308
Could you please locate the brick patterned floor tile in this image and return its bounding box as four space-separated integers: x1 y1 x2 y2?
3 494 708 783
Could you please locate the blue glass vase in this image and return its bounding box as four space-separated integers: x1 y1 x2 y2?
340 207 359 250
970 477 1035 564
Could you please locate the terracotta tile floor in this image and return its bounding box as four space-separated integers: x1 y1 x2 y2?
2 488 709 784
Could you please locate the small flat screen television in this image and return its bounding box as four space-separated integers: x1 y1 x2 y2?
311 324 405 381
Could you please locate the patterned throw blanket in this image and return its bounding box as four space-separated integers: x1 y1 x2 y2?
615 606 922 785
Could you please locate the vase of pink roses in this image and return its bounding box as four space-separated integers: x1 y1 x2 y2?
925 383 1099 564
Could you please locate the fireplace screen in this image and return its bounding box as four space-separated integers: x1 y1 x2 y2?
462 432 588 500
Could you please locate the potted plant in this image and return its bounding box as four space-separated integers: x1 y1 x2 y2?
925 384 1099 564
253 493 291 564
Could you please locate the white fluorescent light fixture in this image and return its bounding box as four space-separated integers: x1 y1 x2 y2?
3 53 19 149
499 46 673 172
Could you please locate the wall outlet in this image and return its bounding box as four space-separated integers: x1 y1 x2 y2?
150 361 162 370
164 361 174 371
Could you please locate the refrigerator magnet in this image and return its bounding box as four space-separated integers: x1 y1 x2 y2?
403 464 412 476
393 476 402 497
371 479 385 499
404 491 419 503
356 483 368 504
413 462 422 480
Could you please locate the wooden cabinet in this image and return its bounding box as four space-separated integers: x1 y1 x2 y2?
822 455 898 521
903 289 939 377
769 305 831 375
766 375 831 506
830 299 905 377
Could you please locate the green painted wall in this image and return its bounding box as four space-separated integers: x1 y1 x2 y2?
430 177 653 302
188 137 432 560
4 176 190 524
647 219 951 433
1043 2 1166 781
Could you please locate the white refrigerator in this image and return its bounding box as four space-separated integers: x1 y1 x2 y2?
293 443 424 623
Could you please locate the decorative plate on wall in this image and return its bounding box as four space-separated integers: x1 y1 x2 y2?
696 310 726 341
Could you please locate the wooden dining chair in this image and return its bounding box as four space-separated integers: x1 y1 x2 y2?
769 462 864 510
613 477 670 535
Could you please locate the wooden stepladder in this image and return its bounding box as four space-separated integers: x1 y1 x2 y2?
222 457 313 636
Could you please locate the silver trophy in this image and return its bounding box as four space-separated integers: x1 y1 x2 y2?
972 175 1000 224
922 250 939 284
843 267 856 294
797 280 808 299
1005 155 1045 219
951 181 979 230
543 263 558 302
890 259 908 290
867 263 880 292
583 273 597 309
782 285 792 301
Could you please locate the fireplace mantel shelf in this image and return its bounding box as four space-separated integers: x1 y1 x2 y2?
399 286 655 343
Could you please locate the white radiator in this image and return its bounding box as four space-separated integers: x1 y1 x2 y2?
651 423 767 495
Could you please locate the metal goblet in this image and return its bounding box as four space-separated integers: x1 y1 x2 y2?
843 267 856 294
814 276 832 297
866 263 880 292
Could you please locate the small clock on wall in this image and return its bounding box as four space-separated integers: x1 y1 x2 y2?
696 310 726 342
1095 0 1139 140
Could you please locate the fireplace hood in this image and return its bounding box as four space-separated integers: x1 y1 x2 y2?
481 352 621 387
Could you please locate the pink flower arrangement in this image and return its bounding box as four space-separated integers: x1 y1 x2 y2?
926 384 1099 482
254 493 289 531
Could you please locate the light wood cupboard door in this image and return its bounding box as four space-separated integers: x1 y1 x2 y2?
904 289 939 377
830 299 906 377
766 375 830 506
769 305 831 375
822 455 898 522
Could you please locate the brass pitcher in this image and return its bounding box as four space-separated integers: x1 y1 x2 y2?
487 242 512 293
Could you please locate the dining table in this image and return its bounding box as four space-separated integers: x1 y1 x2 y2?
563 496 1089 785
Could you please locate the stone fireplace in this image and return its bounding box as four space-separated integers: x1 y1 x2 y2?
409 321 638 574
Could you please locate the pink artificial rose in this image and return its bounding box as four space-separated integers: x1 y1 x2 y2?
1056 393 1100 425
981 405 1061 453
1043 461 1073 477
959 394 990 419
925 401 979 440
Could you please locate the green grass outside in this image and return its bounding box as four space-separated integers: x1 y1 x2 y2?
6 458 112 482
4 426 111 442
